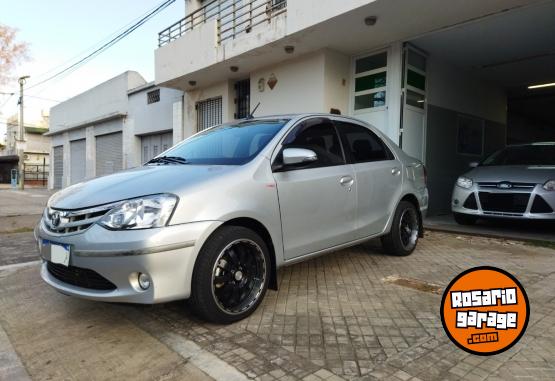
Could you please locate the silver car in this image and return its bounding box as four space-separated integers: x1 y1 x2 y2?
36 114 428 323
452 142 555 225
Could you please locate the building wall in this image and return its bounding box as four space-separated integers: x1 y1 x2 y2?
49 71 145 134
425 57 507 215
250 52 326 116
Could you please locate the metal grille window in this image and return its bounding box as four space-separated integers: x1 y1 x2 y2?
234 79 250 119
95 132 123 177
147 89 160 104
197 97 223 132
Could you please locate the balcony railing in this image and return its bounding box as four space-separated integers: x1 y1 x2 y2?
158 0 287 47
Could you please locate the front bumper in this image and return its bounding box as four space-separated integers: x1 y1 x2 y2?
36 220 222 303
452 184 555 220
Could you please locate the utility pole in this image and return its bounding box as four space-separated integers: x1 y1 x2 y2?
17 75 30 190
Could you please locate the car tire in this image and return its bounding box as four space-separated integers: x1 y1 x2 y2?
381 201 420 256
188 225 270 324
453 213 478 225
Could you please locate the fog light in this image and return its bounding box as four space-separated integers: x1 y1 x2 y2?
454 199 459 205
138 273 151 290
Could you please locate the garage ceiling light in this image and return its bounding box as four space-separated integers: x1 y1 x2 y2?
528 82 555 89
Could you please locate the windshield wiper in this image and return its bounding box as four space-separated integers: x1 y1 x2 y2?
146 156 188 165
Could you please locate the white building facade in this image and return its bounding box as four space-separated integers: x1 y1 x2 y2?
48 71 183 189
155 0 555 214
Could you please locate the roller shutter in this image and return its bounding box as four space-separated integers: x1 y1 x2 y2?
70 139 86 184
95 132 122 177
197 97 222 132
53 145 64 189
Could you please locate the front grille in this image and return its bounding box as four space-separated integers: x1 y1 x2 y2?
478 192 530 214
478 182 535 190
47 261 116 291
44 204 113 235
531 195 554 213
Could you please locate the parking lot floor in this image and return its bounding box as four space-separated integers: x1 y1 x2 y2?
1 231 554 380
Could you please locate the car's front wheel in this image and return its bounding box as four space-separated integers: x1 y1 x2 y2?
188 226 270 324
381 201 420 256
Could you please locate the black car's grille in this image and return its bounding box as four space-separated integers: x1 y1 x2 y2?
531 195 554 214
478 192 530 214
47 261 116 291
463 194 478 210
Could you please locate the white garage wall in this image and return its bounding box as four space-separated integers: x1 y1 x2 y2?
426 57 507 124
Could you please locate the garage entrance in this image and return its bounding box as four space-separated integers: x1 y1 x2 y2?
141 132 173 163
95 132 122 177
409 0 555 216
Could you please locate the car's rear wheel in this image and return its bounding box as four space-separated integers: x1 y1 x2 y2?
381 201 420 256
188 226 270 324
453 213 478 225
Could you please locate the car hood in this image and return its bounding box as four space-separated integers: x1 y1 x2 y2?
466 165 555 184
48 165 237 209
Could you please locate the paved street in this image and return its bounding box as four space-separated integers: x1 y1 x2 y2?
1 227 554 380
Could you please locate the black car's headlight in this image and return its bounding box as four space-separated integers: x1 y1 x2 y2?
543 180 555 191
99 194 178 230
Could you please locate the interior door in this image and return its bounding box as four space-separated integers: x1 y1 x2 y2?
272 118 357 260
335 120 403 237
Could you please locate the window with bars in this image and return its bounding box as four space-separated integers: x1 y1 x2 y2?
234 79 250 119
147 89 160 104
197 97 223 132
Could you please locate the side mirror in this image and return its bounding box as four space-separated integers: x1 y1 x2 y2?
282 148 317 166
469 161 479 168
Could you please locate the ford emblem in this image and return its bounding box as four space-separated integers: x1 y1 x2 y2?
497 182 512 189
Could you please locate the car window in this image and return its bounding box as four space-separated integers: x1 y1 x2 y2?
335 121 393 163
281 118 345 169
160 119 288 165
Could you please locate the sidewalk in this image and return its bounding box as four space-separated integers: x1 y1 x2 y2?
425 213 555 244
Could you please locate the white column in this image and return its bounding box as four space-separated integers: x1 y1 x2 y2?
172 97 184 144
85 126 96 179
386 41 403 146
62 132 70 187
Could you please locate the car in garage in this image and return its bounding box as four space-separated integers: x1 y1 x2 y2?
452 142 555 225
36 114 428 323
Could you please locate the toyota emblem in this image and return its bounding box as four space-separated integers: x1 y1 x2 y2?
51 211 61 227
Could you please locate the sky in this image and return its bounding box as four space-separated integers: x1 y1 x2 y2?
0 0 185 142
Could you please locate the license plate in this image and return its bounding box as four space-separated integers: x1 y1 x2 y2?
42 240 71 266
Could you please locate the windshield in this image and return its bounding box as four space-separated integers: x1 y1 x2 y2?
481 144 555 166
158 119 289 165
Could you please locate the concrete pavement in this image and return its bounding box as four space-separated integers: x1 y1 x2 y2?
1 231 554 380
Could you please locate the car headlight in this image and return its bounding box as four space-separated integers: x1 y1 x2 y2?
543 180 555 191
456 176 473 189
99 194 178 230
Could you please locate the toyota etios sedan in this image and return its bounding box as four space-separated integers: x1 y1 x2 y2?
37 114 428 323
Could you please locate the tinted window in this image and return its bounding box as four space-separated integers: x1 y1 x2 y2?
336 122 392 163
161 119 288 165
281 118 344 168
482 145 555 166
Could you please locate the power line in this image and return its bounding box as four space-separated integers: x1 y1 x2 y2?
25 0 176 91
29 1 175 84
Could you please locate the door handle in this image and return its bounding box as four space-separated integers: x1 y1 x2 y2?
340 176 354 186
391 167 401 176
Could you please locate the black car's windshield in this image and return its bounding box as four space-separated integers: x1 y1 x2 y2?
482 144 555 166
158 119 289 165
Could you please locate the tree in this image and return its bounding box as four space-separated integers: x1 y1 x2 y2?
0 24 29 86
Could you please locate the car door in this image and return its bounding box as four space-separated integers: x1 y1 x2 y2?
335 120 402 238
272 117 357 260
